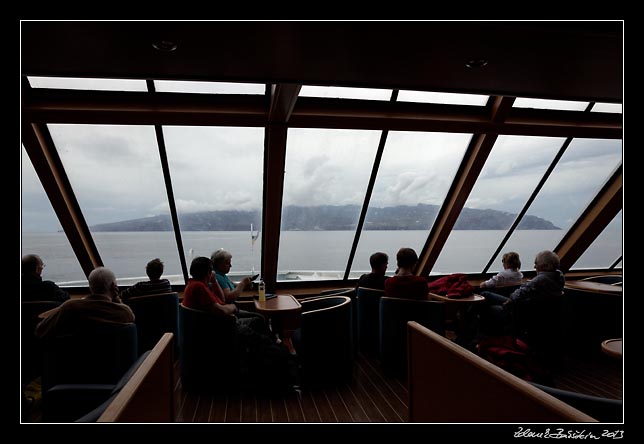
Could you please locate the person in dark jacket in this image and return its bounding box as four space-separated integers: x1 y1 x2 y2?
479 250 564 332
21 254 70 303
356 251 389 290
120 258 172 300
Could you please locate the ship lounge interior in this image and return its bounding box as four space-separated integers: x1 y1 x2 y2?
20 21 623 425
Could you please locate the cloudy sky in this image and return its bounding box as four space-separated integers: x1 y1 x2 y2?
20 82 623 234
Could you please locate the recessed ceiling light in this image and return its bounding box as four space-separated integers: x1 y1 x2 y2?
466 59 488 69
152 40 178 52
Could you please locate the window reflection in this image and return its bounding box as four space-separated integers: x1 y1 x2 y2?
492 138 622 268
28 76 147 91
513 97 589 111
300 85 392 100
49 124 184 285
21 145 87 286
278 128 381 280
397 90 488 106
351 131 471 276
433 136 564 273
164 126 265 277
154 80 265 95
573 210 622 269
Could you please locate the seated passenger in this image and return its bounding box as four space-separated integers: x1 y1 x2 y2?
356 251 389 290
35 267 134 339
211 249 265 323
211 249 253 303
182 257 275 349
120 258 172 300
480 251 524 289
479 250 564 332
384 248 428 300
21 254 70 303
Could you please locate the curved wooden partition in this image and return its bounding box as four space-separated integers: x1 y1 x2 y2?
407 322 596 423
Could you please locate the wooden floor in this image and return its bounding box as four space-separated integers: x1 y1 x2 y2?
555 353 623 400
172 350 622 423
174 353 408 423
24 340 622 423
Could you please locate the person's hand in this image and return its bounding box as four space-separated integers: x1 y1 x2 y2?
242 276 252 289
480 282 486 288
110 283 122 303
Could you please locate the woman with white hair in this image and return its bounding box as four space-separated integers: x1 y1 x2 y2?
211 249 253 304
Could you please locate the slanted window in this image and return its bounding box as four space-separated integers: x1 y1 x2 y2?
350 131 471 277
49 124 184 285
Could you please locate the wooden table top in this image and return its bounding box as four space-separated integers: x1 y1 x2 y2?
428 292 485 303
565 281 623 295
254 294 302 313
601 338 622 359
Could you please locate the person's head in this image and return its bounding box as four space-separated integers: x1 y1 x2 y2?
502 252 521 271
22 254 44 277
211 249 232 274
396 247 418 270
88 267 119 298
146 258 164 280
370 252 389 275
190 256 214 281
534 250 560 272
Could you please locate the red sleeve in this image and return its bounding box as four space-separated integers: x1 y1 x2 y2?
184 281 223 311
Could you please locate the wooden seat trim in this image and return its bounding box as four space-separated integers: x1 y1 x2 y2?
97 332 174 422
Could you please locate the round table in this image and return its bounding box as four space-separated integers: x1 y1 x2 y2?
601 338 622 359
254 294 302 354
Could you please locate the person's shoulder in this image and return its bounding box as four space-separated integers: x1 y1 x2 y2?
41 279 63 289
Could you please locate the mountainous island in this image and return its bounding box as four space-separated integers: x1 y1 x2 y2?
91 204 560 232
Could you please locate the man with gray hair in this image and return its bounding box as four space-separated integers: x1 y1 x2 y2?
35 267 135 339
478 250 564 335
482 250 564 308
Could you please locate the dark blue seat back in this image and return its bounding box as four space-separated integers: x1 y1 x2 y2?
22 300 62 381
125 292 179 356
317 288 358 356
357 287 385 356
297 296 353 387
41 323 138 393
380 297 445 376
513 293 564 368
178 304 239 392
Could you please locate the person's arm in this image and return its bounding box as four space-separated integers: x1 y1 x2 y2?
206 302 237 317
221 277 252 303
34 305 64 338
109 281 125 305
508 279 536 305
44 281 70 302
119 283 141 301
481 273 502 289
209 275 228 303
